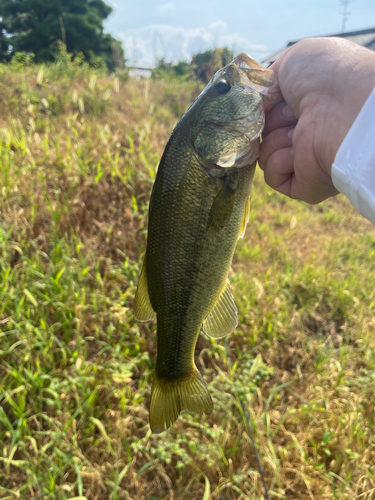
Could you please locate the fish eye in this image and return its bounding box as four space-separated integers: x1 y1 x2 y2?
216 80 231 95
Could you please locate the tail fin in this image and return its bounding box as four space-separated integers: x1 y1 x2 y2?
149 369 213 433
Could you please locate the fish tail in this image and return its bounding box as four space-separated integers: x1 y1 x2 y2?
149 369 213 433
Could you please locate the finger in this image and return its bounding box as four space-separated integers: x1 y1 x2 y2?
263 101 297 138
262 147 295 197
275 170 303 201
259 125 295 170
262 82 284 113
268 49 290 73
262 46 296 114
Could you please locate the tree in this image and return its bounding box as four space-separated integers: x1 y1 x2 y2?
150 47 234 82
192 48 233 83
0 18 12 61
0 0 124 70
151 58 192 80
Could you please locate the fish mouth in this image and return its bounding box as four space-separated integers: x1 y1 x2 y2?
232 53 280 112
209 55 276 169
233 53 275 92
202 54 276 171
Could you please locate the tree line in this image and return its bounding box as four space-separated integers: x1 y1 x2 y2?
0 0 233 79
152 48 233 83
0 0 124 71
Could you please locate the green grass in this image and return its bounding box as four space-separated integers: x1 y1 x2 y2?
0 57 375 500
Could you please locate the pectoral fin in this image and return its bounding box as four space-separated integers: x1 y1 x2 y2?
134 262 156 322
202 279 238 338
239 195 251 239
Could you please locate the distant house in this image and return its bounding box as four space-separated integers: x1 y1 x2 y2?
127 66 152 79
262 27 375 66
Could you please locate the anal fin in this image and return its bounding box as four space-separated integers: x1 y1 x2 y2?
202 279 238 338
134 261 156 322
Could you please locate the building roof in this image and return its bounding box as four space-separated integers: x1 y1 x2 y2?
262 27 375 66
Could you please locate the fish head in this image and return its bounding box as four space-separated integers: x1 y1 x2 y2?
191 54 276 170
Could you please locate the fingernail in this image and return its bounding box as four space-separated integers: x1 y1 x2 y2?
283 105 294 119
287 128 295 139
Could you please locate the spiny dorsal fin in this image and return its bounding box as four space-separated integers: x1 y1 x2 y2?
202 279 238 338
150 368 213 433
134 261 156 322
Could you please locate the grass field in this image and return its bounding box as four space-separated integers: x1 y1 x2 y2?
1 54 375 500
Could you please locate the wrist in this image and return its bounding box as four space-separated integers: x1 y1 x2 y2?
321 83 375 178
327 51 375 174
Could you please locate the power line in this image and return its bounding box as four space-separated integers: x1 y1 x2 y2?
340 0 354 32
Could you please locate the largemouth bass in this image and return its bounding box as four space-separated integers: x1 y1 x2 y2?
134 54 275 433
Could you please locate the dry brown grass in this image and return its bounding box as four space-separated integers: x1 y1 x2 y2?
0 59 374 499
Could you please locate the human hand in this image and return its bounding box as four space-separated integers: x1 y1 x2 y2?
259 37 375 204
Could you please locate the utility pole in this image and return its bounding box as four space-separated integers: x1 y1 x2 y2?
340 0 353 32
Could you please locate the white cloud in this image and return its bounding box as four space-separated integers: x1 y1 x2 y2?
159 3 177 13
117 23 268 67
208 21 227 30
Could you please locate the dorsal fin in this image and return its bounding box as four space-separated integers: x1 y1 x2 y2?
202 279 238 338
239 195 251 239
134 261 156 322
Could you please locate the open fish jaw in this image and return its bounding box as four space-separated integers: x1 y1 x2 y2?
196 54 276 169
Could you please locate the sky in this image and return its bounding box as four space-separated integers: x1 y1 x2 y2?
104 0 375 67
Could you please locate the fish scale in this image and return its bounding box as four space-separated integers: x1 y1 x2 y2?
134 53 276 433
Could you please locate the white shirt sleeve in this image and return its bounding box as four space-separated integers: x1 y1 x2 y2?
331 87 375 224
